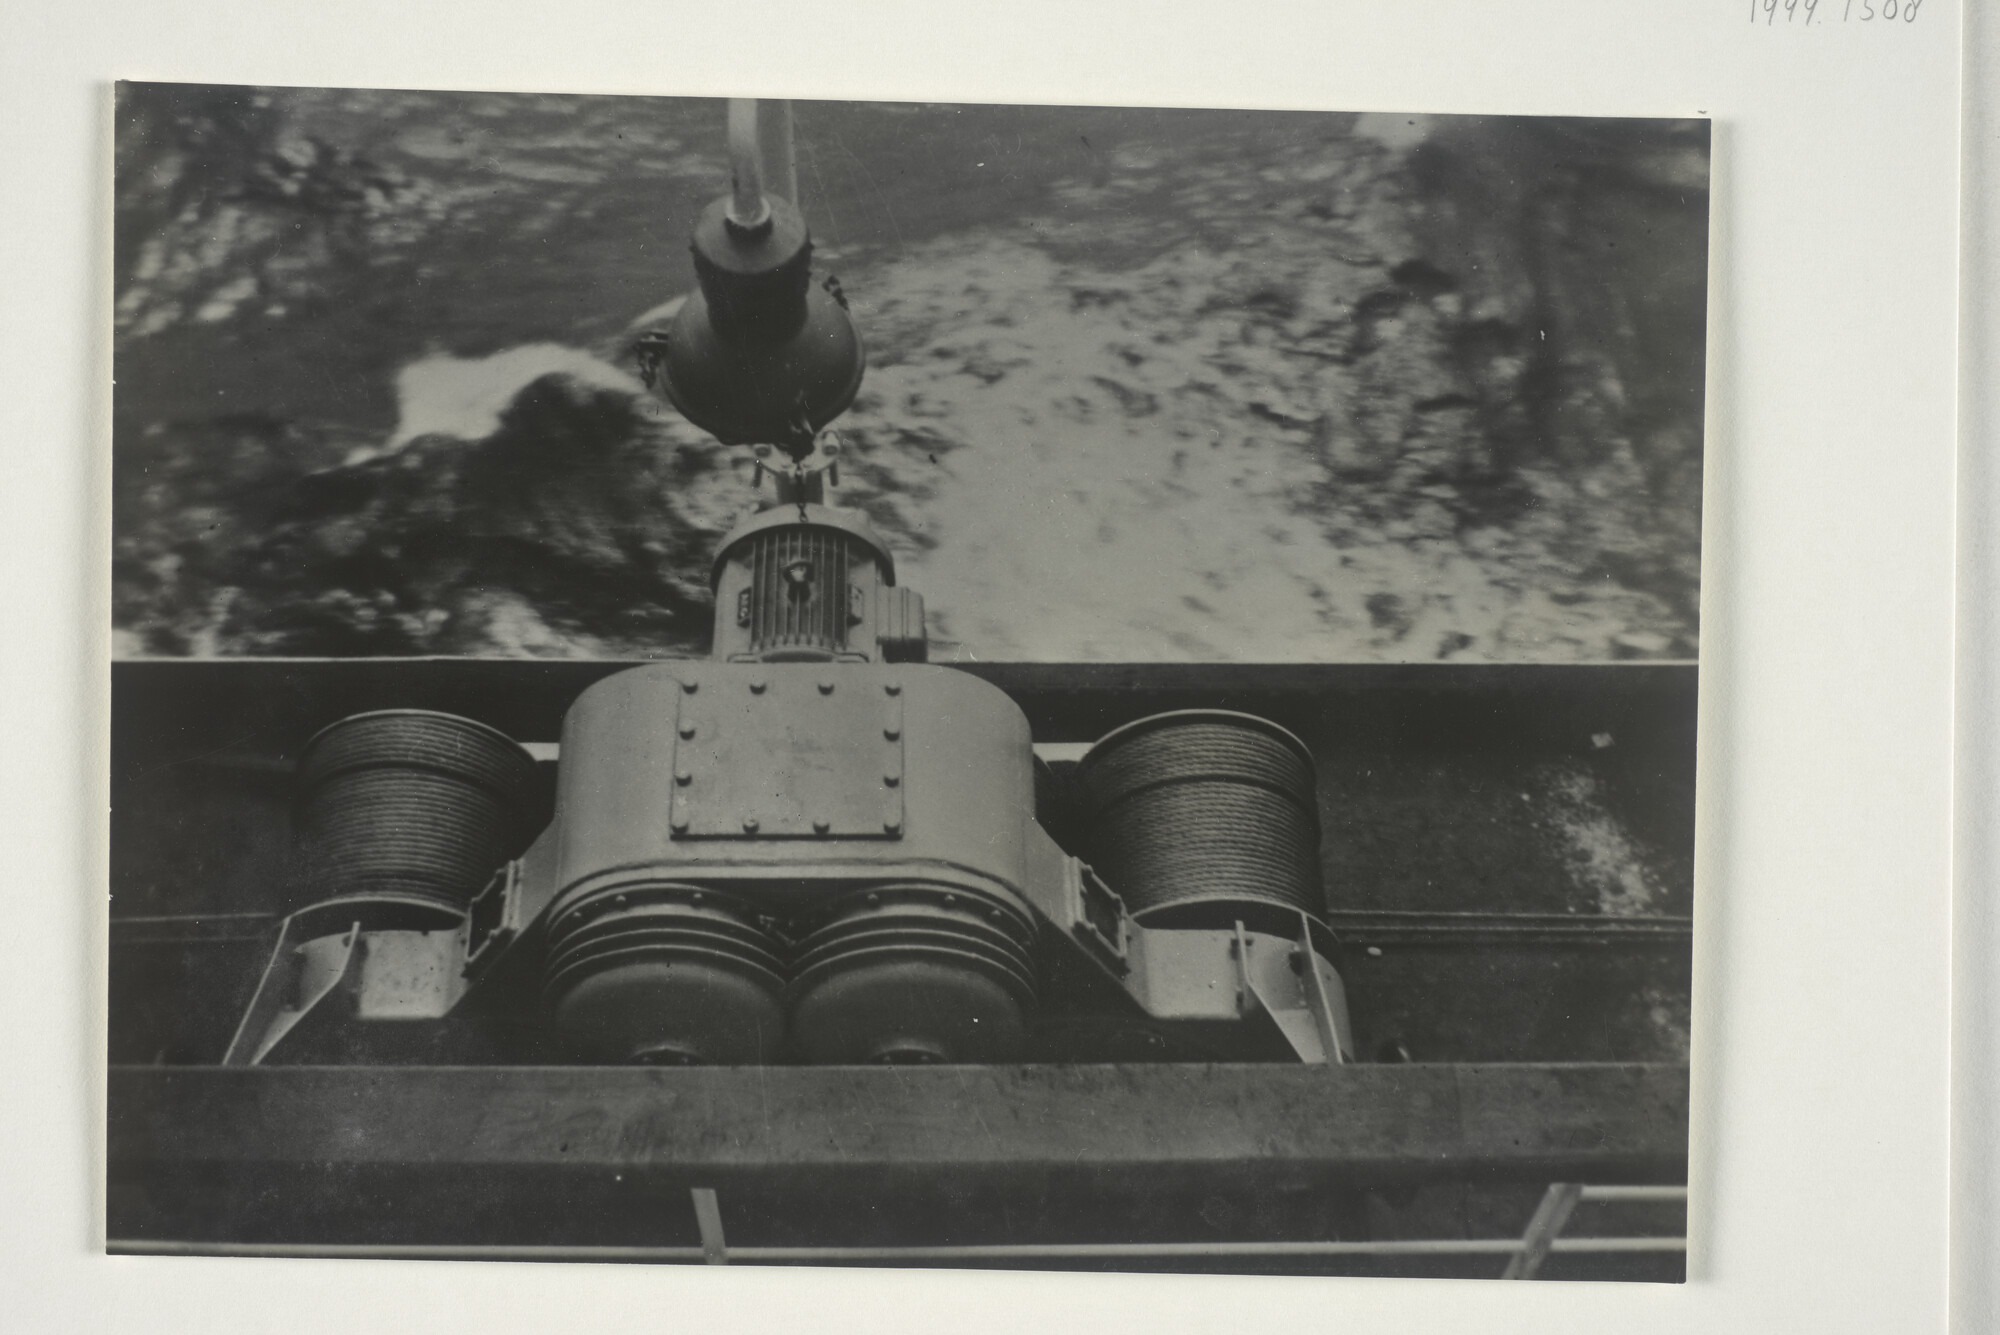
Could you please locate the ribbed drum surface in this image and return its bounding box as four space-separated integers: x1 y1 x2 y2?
791 903 1037 1006
1077 711 1324 927
294 710 537 913
544 892 785 998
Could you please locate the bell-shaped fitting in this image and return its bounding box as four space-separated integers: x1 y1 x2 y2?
648 194 864 454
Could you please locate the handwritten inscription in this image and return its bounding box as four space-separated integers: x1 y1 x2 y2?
1752 0 1923 21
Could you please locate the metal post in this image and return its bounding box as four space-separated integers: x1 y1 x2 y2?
758 100 797 206
724 100 770 229
691 1186 729 1264
1502 1181 1583 1279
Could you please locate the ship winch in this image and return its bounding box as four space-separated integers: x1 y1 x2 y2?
221 101 1354 1071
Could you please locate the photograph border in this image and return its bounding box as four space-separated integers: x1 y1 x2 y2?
0 0 1969 1331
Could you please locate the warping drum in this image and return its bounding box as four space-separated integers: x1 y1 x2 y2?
1077 710 1325 932
788 884 1037 1064
541 884 786 1065
293 710 538 915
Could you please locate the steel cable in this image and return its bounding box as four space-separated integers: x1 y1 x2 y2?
294 711 537 912
1078 713 1324 922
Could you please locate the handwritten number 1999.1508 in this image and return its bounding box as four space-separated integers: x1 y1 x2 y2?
1754 0 1922 21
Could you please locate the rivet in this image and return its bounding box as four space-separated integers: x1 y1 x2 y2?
884 773 901 787
884 726 901 740
883 818 902 834
679 722 696 739
866 892 882 907
670 815 689 833
941 894 957 908
884 683 902 696
749 680 767 694
675 769 692 785
742 816 760 833
812 817 831 835
818 681 835 695
680 680 699 694
614 894 629 909
689 890 704 904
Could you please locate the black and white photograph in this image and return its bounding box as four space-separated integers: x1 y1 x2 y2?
107 86 1708 1281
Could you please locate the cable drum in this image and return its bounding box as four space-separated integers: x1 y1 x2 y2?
1076 711 1325 931
293 711 538 914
